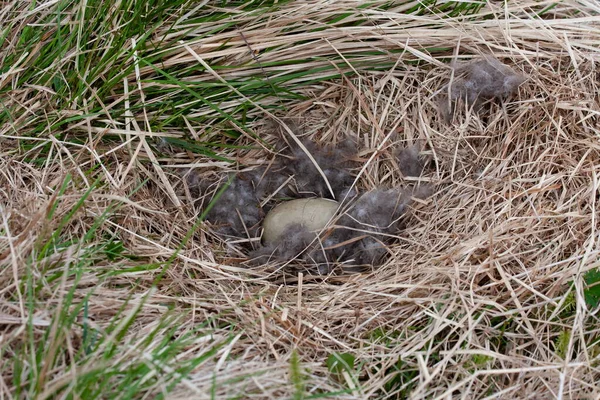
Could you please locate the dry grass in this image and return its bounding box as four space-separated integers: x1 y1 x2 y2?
2 0 600 398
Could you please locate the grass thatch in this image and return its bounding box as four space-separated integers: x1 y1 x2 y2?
2 0 600 398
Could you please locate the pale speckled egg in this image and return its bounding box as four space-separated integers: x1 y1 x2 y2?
262 198 339 244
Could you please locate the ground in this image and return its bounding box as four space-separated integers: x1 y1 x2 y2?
1 1 600 399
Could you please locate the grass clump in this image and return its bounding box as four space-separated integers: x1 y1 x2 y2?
2 0 600 399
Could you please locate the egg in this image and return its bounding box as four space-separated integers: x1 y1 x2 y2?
261 198 339 244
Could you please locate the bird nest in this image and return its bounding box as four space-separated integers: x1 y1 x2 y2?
175 56 527 281
183 119 431 278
